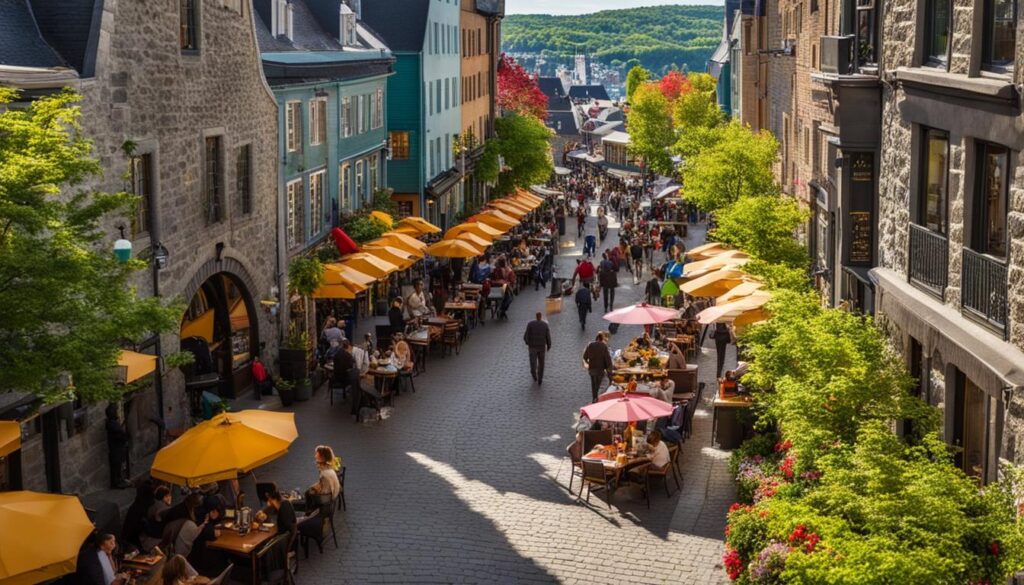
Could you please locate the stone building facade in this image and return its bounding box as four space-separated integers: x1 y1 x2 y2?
1 0 279 496
873 0 1024 482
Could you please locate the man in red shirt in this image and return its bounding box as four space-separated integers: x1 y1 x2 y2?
573 258 595 288
252 356 269 399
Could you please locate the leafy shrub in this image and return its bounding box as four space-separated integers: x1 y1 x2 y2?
344 215 389 244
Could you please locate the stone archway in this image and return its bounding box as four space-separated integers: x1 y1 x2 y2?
179 258 261 399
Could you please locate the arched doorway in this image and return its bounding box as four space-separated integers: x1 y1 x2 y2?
180 272 259 398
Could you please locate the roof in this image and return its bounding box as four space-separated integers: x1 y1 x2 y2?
537 77 571 111
361 0 429 52
546 111 578 136
602 131 630 145
708 39 731 68
567 85 609 101
0 0 65 68
255 0 347 52
27 0 100 75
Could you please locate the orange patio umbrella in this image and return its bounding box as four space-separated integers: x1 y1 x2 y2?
686 242 734 261
717 280 765 304
445 222 502 241
391 225 422 237
475 210 519 231
679 269 748 297
488 200 528 217
340 253 399 279
323 263 376 287
697 292 772 327
0 421 20 458
450 232 492 250
0 491 95 585
396 216 441 235
375 231 429 253
514 189 544 205
681 254 749 278
425 239 483 258
362 244 421 269
312 282 360 299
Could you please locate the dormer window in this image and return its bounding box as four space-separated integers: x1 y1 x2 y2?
272 0 293 40
339 4 357 47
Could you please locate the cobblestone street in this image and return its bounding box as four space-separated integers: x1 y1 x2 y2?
259 214 735 584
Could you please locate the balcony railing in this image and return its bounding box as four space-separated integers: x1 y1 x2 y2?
908 223 948 297
961 248 1009 336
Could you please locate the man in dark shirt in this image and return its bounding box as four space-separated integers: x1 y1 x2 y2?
523 312 552 384
257 490 296 538
388 298 406 337
575 283 593 331
582 331 614 402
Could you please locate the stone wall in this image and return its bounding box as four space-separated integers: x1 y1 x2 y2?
28 0 280 496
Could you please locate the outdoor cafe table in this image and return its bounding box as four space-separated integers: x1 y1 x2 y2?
582 451 650 494
444 300 479 330
613 365 668 380
208 524 278 584
406 328 430 373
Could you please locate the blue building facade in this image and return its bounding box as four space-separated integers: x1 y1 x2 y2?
363 0 463 228
255 0 394 254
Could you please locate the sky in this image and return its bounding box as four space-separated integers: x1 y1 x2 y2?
505 0 723 15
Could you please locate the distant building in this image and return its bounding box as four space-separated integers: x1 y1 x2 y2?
363 0 462 226
567 85 610 102
574 54 588 85
0 0 278 494
255 0 394 255
459 0 504 211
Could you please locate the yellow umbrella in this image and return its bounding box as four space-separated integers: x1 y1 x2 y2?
475 211 518 231
396 216 441 235
489 200 528 217
151 410 298 486
323 263 376 287
682 254 749 277
718 280 764 304
0 491 94 585
369 210 394 228
685 242 733 261
445 222 503 241
514 189 544 206
450 232 492 250
363 244 421 269
511 196 541 211
392 225 422 237
697 293 772 326
680 269 747 297
340 253 399 279
425 239 483 258
180 307 215 343
116 350 157 384
376 232 429 252
312 282 360 300
0 421 20 458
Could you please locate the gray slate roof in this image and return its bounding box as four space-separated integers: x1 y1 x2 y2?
255 0 347 52
360 0 428 52
28 0 99 74
546 111 578 136
567 85 609 101
0 0 65 68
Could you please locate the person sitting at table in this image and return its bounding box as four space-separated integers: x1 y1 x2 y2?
255 490 297 537
406 279 433 319
333 338 356 393
348 339 369 378
174 494 218 558
630 430 671 479
668 343 687 370
390 333 414 372
158 554 209 585
651 378 675 403
308 445 341 511
77 533 129 585
388 298 406 337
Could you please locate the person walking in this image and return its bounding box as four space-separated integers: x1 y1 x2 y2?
597 253 618 313
523 312 552 384
575 282 593 331
105 405 130 489
712 322 734 378
630 239 644 284
576 205 586 238
583 331 614 402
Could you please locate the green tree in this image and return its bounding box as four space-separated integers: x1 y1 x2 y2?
478 114 554 196
0 88 179 403
672 73 723 160
713 195 809 269
681 121 779 211
626 84 675 177
625 65 650 103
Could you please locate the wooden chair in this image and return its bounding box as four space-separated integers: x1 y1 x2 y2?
565 441 584 496
441 320 461 356
581 460 616 509
667 367 697 396
334 467 347 511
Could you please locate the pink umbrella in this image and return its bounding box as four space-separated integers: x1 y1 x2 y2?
602 302 679 325
581 394 675 422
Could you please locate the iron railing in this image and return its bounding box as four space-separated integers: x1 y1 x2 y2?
961 248 1009 336
908 223 948 297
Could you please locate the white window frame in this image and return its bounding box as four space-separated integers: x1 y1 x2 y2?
309 169 325 235
372 88 384 129
286 178 304 248
310 97 327 146
357 95 367 134
355 160 365 203
339 162 351 212
369 155 379 193
286 100 302 152
341 96 352 138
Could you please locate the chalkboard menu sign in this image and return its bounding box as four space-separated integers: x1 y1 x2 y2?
849 211 872 264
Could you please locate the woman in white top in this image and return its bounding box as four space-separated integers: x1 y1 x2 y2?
310 445 341 501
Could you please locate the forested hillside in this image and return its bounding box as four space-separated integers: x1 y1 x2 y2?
502 5 723 76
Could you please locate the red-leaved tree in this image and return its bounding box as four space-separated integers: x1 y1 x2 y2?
497 53 548 120
658 70 692 103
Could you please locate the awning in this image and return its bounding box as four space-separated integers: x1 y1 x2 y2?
605 167 639 180
656 185 682 199
553 166 572 175
0 421 20 458
531 185 563 197
117 350 158 384
872 267 1024 392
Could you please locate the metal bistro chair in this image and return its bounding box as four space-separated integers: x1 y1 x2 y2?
581 460 616 509
441 320 462 356
255 532 292 585
565 441 584 496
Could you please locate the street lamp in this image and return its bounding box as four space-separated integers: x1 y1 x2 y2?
114 226 132 263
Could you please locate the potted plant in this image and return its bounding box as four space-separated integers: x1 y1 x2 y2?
281 257 324 382
279 322 312 382
295 377 312 402
274 376 296 407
